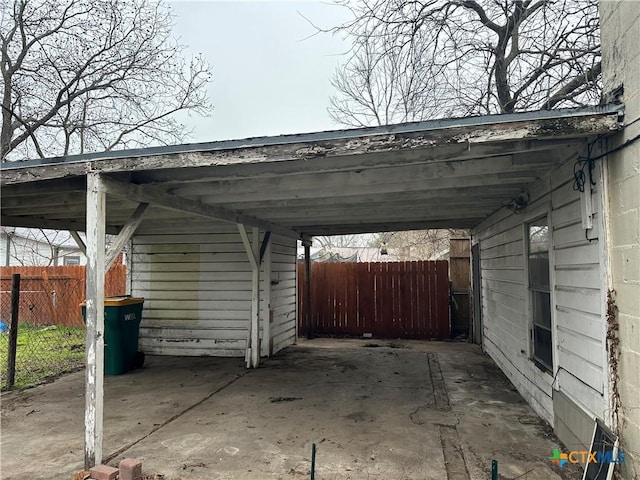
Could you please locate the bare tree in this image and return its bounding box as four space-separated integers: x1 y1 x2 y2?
328 0 601 126
315 234 371 250
372 229 467 260
1 0 212 161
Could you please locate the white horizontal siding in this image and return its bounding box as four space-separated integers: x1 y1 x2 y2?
131 224 298 359
270 234 297 354
474 158 607 424
131 224 252 357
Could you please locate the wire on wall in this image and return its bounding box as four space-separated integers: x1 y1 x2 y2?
573 138 599 193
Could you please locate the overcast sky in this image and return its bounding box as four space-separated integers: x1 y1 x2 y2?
169 1 352 143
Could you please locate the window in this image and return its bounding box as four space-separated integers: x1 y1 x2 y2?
63 256 81 266
527 218 552 372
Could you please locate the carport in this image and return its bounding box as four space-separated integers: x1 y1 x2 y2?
0 105 622 470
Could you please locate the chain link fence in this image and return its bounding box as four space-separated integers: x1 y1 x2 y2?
0 265 126 390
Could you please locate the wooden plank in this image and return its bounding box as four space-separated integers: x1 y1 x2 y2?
251 227 260 368
105 203 148 270
262 238 272 357
295 260 452 340
101 176 301 240
84 172 106 468
70 231 87 255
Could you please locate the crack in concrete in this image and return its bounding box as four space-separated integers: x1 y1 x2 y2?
429 352 470 480
103 371 248 464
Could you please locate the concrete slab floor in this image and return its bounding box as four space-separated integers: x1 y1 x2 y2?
0 339 583 480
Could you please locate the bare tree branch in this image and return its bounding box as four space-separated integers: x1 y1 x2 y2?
1 0 213 161
327 0 601 125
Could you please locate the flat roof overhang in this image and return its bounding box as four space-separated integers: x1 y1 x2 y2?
0 105 624 238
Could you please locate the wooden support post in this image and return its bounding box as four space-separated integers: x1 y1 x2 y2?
303 239 313 339
85 172 106 469
6 273 20 388
238 224 261 368
251 227 260 368
261 234 272 357
104 202 148 270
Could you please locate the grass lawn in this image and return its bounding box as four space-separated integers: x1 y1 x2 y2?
0 323 85 390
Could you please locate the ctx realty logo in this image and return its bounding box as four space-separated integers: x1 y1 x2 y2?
550 448 625 467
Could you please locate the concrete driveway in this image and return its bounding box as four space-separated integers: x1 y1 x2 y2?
0 339 581 480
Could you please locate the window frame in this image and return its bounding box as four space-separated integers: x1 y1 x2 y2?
525 214 553 374
63 255 81 266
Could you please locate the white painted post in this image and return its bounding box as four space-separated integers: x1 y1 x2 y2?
262 239 272 357
251 227 260 368
85 172 106 469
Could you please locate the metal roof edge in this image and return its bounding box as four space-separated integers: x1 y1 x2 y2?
1 103 624 171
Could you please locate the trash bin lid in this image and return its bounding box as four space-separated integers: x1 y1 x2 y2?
80 296 144 307
104 296 144 306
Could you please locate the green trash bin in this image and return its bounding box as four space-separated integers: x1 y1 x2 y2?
82 297 145 375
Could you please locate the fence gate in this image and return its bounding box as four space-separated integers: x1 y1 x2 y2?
298 261 450 339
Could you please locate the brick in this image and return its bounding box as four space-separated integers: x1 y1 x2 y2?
89 464 119 480
118 458 142 480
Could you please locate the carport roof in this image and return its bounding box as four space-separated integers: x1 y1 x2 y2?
0 105 623 238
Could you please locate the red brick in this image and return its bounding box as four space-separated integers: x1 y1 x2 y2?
118 458 142 480
89 464 119 480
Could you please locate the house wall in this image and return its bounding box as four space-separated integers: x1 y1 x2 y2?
473 156 608 450
1 230 86 266
129 223 297 358
269 234 298 355
601 2 640 477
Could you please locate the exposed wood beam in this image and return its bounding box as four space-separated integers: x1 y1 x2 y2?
220 186 522 211
303 219 480 236
70 231 86 255
172 155 551 198
0 215 120 235
100 176 301 240
263 207 495 223
0 112 619 185
0 177 86 194
0 191 85 209
104 203 149 270
131 141 575 186
191 173 539 204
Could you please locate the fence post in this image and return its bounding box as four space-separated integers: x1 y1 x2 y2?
6 273 21 388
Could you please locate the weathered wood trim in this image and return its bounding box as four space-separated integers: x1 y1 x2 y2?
0 113 620 185
104 203 148 270
238 224 258 271
100 176 300 240
84 172 106 468
70 231 87 255
238 224 261 368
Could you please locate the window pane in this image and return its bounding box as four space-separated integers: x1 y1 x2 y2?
529 252 550 289
529 223 549 254
532 291 551 329
533 325 553 370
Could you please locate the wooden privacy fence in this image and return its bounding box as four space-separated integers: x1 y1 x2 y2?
298 261 450 339
0 265 126 327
